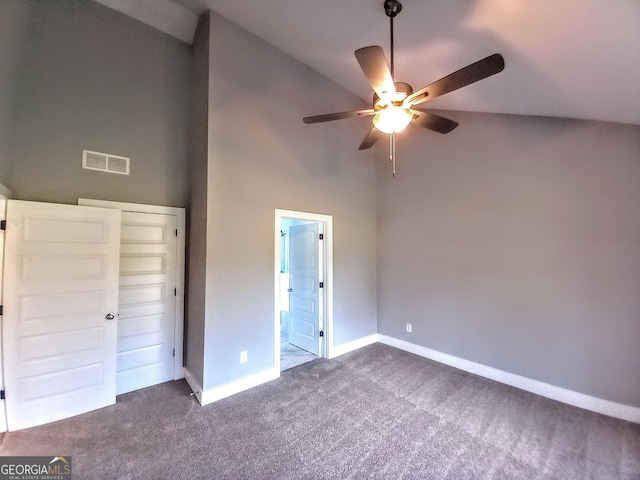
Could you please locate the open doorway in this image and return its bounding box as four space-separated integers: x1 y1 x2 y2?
274 209 333 372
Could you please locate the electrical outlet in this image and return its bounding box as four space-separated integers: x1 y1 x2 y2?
240 350 248 364
406 323 412 333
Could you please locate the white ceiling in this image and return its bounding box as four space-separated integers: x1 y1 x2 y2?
95 0 640 126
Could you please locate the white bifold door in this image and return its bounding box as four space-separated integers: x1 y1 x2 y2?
2 200 121 431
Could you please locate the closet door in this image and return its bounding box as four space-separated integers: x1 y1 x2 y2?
116 211 177 394
3 200 121 431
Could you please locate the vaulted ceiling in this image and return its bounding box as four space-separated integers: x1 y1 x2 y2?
94 0 640 126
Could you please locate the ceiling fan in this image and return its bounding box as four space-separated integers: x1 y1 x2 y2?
303 0 505 176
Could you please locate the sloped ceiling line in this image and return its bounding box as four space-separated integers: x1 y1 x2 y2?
93 0 640 126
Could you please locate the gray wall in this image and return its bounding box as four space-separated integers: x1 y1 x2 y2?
376 112 640 407
0 0 190 207
0 1 29 183
189 11 378 391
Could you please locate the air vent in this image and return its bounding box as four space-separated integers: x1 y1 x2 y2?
82 150 130 175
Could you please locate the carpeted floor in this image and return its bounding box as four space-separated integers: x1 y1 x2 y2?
1 343 639 479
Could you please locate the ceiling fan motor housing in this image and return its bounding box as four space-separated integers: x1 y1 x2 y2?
384 0 402 18
373 81 413 109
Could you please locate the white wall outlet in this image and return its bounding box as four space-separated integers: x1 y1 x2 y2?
240 350 248 364
406 323 412 333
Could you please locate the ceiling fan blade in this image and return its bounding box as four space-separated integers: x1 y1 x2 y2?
303 109 374 124
358 127 384 150
410 110 459 134
407 53 505 106
355 46 396 100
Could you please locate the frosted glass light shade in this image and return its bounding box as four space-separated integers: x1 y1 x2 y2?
373 107 413 134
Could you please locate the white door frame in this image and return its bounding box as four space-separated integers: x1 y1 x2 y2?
274 209 333 371
0 183 12 433
78 198 186 381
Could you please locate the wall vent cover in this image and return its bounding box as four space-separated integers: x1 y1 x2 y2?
82 150 130 175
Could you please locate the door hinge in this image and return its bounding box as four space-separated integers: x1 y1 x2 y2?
172 348 175 358
176 229 178 237
319 233 323 240
319 331 324 337
174 288 177 296
0 220 6 230
319 282 324 288
1 390 5 400
0 305 3 315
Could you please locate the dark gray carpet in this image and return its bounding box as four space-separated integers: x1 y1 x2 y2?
1 343 639 479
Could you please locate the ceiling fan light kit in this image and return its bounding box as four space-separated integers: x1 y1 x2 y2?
302 0 505 176
372 107 413 134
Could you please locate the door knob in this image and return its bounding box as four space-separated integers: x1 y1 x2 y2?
287 288 292 292
105 313 116 320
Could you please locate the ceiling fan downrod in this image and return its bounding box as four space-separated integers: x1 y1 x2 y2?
384 0 402 79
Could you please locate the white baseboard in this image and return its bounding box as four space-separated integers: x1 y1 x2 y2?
189 368 280 406
329 334 379 359
377 335 640 424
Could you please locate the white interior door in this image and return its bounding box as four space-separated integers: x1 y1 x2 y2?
117 212 177 395
2 200 121 431
0 191 9 433
288 223 322 355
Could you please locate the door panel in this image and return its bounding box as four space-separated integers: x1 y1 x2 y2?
116 212 176 395
0 193 8 432
3 200 121 431
288 223 321 355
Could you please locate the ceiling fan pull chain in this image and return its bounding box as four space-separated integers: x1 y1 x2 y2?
389 133 393 163
390 133 396 177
